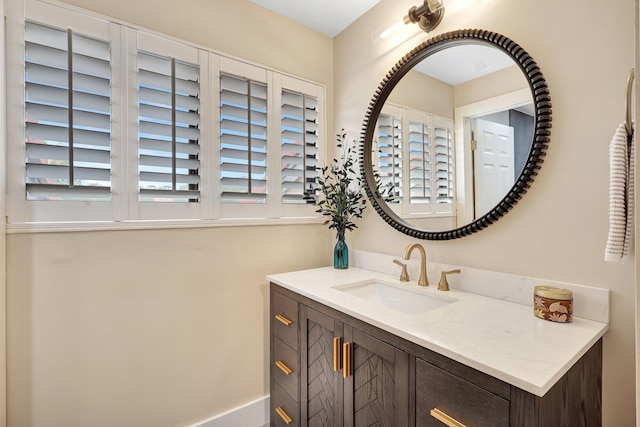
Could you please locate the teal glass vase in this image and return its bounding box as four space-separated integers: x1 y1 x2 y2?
334 231 349 269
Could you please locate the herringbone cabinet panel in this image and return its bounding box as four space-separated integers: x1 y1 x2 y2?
353 345 397 426
307 320 337 426
343 326 409 427
303 307 344 426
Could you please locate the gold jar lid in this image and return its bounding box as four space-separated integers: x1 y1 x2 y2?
534 285 573 300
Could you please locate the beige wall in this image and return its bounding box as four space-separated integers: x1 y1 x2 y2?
8 226 330 427
0 0 7 425
388 70 454 118
454 65 529 107
6 1 333 426
335 0 635 425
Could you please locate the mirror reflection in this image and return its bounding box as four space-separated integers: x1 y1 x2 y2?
371 44 534 231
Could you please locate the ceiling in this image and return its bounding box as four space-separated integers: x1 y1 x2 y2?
249 0 381 37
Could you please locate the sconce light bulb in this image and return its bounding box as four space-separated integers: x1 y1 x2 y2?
371 19 406 44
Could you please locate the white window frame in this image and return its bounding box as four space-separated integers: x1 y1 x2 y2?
277 74 325 219
404 109 454 216
7 0 326 229
375 104 404 206
7 0 123 223
126 30 211 221
376 104 455 219
215 56 273 220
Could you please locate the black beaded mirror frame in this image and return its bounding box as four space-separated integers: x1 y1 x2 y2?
360 29 552 240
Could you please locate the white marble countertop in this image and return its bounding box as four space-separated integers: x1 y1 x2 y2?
267 266 609 397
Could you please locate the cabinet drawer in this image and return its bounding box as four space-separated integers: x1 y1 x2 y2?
273 336 299 401
272 381 300 427
272 291 299 349
416 358 509 427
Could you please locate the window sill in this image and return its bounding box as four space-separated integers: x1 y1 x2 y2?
398 213 456 220
6 217 326 234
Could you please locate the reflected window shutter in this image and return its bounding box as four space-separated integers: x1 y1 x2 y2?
281 90 319 204
434 125 454 204
137 51 201 202
25 22 112 200
377 113 402 203
219 73 268 204
408 120 431 204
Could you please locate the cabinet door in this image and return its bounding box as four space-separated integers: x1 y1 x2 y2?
302 306 344 427
343 326 410 427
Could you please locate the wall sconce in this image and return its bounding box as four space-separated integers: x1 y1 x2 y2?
372 0 445 44
404 0 445 32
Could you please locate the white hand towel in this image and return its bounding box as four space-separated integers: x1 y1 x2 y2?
605 122 634 262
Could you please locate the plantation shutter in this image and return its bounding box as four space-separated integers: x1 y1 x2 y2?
137 51 201 202
281 90 319 204
219 73 268 204
434 124 454 204
376 113 402 203
25 21 112 201
408 120 431 204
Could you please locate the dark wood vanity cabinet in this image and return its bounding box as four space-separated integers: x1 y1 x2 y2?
271 283 602 427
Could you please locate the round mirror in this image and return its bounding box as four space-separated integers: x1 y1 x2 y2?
360 29 551 240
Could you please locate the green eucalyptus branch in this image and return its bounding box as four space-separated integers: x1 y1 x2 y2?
315 131 367 239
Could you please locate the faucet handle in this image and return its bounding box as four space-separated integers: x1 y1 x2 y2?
393 259 410 282
438 269 461 291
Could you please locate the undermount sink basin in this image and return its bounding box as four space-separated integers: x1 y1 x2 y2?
333 280 455 315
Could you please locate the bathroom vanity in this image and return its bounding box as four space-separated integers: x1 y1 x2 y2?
268 266 608 427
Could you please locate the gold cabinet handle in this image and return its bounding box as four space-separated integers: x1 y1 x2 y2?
430 408 466 427
275 360 293 375
276 406 293 424
333 337 341 371
275 314 292 326
343 342 351 378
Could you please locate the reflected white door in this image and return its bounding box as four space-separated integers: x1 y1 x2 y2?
473 119 515 217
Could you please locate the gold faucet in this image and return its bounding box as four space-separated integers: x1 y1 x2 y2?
403 243 429 286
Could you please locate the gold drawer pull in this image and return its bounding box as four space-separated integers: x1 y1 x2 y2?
275 360 293 375
333 337 341 371
430 408 466 427
276 406 293 424
343 342 351 378
275 314 292 326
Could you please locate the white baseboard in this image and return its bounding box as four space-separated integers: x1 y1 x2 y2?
189 396 270 427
